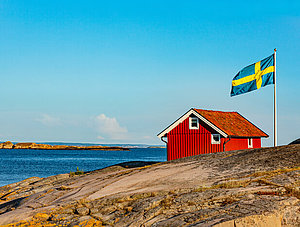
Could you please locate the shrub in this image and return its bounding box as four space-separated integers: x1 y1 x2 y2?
69 167 84 176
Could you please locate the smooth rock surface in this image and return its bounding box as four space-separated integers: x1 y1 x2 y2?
0 145 299 226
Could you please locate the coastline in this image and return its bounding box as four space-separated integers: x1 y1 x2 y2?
0 147 166 187
0 141 129 151
0 145 299 226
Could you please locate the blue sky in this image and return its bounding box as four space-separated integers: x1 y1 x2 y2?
0 0 299 145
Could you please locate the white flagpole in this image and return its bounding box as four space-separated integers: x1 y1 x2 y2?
274 48 277 147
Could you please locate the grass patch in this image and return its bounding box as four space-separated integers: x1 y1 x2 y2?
245 166 300 179
211 180 251 189
193 187 210 192
193 180 251 192
253 178 281 187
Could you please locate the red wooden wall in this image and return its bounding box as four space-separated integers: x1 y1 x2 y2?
224 137 261 151
166 117 223 160
166 117 262 161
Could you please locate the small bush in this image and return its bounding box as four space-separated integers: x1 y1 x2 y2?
70 167 84 176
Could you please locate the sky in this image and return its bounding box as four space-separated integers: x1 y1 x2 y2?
0 0 299 146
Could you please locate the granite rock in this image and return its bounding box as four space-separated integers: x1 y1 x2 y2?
0 145 299 226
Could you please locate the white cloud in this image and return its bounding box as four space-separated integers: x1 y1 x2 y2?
36 114 61 127
94 114 128 140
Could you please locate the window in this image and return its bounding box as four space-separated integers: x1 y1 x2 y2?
189 117 199 129
248 138 253 148
211 134 221 144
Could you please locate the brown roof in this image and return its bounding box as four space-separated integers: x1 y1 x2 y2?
194 108 268 137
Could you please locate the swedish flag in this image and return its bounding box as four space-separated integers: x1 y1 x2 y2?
231 54 275 96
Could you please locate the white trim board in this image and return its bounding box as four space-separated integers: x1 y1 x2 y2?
157 108 228 138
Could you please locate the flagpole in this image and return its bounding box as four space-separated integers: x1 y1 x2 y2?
274 48 277 147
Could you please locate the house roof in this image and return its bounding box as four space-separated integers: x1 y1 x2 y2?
194 109 268 138
157 108 269 138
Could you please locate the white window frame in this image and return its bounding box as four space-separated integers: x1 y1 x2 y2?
211 134 221 144
248 138 253 148
189 117 199 129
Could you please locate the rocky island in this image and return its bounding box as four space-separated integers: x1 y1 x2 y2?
0 141 129 151
0 144 299 226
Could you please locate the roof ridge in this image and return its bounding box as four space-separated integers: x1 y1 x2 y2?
193 108 237 113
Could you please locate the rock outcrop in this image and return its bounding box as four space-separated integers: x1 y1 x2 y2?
290 138 300 145
0 145 299 226
0 141 129 151
0 141 14 149
13 143 37 149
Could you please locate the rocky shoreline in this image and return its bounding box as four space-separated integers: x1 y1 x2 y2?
0 141 129 151
0 144 299 226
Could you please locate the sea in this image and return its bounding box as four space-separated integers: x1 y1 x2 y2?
0 143 166 187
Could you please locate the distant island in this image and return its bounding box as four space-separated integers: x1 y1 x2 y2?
147 145 166 148
0 141 129 151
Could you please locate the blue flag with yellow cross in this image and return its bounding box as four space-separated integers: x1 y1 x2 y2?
231 54 275 96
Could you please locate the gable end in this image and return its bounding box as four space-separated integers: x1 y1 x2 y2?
157 108 228 138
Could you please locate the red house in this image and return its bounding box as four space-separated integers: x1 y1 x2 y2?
158 108 268 161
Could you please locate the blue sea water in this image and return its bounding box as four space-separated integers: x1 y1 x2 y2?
0 148 167 187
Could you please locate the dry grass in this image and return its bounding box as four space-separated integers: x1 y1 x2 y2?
193 187 210 192
211 180 251 189
284 186 300 199
160 195 173 209
253 178 282 187
193 180 251 192
245 166 300 179
220 197 239 206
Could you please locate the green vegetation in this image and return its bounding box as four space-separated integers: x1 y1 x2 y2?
69 167 84 176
